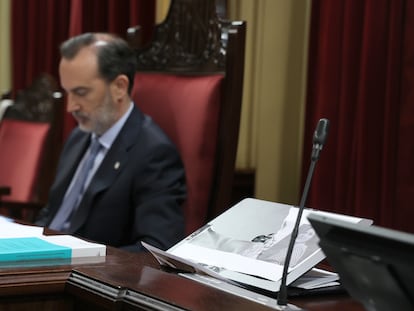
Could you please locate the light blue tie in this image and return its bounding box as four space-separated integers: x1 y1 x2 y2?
49 137 102 231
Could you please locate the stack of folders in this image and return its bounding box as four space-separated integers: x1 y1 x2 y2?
0 216 106 266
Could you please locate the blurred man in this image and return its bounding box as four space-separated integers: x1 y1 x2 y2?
36 33 186 252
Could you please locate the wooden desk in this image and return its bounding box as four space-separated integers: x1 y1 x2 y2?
0 245 366 311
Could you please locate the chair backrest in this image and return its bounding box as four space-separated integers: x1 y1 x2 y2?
0 119 50 202
0 74 63 205
128 0 246 234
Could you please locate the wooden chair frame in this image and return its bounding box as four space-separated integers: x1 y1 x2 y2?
127 0 246 225
0 74 63 221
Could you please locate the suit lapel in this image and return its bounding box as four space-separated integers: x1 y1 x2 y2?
68 106 144 233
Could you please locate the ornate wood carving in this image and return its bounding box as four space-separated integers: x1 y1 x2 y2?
5 74 62 123
129 0 232 73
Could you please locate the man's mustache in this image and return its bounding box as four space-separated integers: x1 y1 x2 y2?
72 111 88 119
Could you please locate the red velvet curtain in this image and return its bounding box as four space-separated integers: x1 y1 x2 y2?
11 0 155 139
304 0 414 233
12 0 71 93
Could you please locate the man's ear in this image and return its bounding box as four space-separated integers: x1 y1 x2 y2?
111 74 129 101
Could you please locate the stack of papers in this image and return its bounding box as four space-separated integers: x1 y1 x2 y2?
0 216 106 264
143 198 372 294
290 268 339 290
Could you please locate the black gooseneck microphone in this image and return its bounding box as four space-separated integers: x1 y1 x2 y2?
276 118 330 309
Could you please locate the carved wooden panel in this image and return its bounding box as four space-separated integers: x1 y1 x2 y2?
5 74 62 123
132 0 232 73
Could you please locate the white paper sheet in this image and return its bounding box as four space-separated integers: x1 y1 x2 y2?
170 243 284 281
0 219 44 238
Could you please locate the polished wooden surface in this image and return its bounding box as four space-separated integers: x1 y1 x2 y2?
68 249 366 311
0 245 366 311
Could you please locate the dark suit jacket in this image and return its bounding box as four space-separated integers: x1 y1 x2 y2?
36 106 186 252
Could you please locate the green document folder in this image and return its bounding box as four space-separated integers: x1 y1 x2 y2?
0 237 71 261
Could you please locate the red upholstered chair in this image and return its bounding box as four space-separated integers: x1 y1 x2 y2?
128 0 246 234
0 74 63 221
0 120 50 202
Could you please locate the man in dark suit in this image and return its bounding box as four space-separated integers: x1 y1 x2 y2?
35 33 186 252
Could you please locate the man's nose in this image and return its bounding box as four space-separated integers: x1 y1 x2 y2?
66 94 80 113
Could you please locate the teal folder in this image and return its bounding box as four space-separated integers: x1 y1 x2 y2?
0 237 72 261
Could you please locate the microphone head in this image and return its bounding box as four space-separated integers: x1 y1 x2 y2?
313 118 330 146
